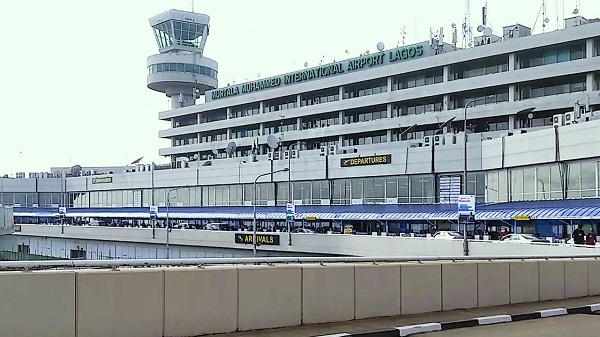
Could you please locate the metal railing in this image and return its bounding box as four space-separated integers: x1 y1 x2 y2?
1 254 599 271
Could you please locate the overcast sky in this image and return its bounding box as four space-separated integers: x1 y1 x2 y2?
0 0 597 175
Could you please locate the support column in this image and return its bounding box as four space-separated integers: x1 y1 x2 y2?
197 112 201 124
297 94 301 107
508 53 516 70
339 86 344 100
226 128 231 140
387 77 393 91
443 65 450 82
443 95 450 111
259 123 264 136
508 115 516 130
386 130 392 142
586 38 594 58
259 101 265 113
586 73 594 92
296 117 302 130
226 107 231 119
338 135 343 146
338 110 344 124
509 85 516 102
387 103 392 118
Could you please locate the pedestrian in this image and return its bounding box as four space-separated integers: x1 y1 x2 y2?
573 225 586 245
586 228 597 246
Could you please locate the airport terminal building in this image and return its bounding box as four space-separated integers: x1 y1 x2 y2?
2 10 600 237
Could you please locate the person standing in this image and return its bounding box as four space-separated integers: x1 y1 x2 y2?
586 228 597 246
573 225 586 245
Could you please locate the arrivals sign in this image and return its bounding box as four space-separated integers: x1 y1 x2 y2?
457 195 475 216
341 154 391 168
207 43 428 101
286 203 295 223
235 233 280 245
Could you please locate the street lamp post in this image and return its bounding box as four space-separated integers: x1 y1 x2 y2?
253 168 289 256
462 99 476 256
165 188 180 259
151 162 156 239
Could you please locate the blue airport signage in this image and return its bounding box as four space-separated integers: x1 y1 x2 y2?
286 203 295 223
149 206 158 220
457 195 475 216
58 207 67 216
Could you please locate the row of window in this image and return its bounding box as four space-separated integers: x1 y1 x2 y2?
392 69 444 90
6 160 599 209
517 43 585 69
148 62 218 80
517 75 586 100
449 56 509 81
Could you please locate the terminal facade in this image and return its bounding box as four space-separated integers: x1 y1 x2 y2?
2 11 600 238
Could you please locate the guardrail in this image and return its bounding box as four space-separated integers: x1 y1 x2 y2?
1 254 600 270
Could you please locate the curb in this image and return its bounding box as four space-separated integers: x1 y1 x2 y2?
314 303 600 337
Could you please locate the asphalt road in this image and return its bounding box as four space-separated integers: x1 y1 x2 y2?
218 296 600 337
420 314 600 336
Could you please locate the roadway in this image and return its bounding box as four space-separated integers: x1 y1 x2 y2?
422 314 600 336
216 296 600 337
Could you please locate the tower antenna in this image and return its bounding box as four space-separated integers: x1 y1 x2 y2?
191 0 194 12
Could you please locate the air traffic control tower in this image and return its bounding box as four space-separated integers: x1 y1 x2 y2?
147 9 218 109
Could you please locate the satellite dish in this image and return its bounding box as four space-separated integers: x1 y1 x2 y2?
70 165 83 177
451 23 456 28
211 149 219 155
266 134 279 149
226 142 237 155
483 27 492 36
193 154 199 160
176 157 189 163
544 18 550 23
476 25 485 32
303 62 308 68
528 113 534 119
573 8 579 14
376 42 385 51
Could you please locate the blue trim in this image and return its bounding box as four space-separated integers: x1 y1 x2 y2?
12 199 600 221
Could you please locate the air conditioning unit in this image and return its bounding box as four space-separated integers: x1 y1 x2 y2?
328 145 337 155
320 147 326 156
553 114 564 127
267 151 273 161
433 134 445 146
423 136 432 146
16 172 25 179
284 150 290 160
290 149 298 159
564 111 575 125
273 151 280 160
410 142 422 148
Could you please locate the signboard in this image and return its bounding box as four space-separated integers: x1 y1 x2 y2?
92 177 113 184
58 207 67 216
235 233 280 245
206 43 429 101
457 195 475 216
149 206 158 220
286 203 295 223
341 154 391 168
514 215 531 221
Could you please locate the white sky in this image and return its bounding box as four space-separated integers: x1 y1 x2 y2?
0 0 597 175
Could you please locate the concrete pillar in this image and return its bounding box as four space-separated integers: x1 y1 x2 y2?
586 38 594 58
387 103 392 118
339 86 344 100
296 117 302 130
508 53 516 70
338 135 343 145
387 77 393 91
443 65 449 82
587 73 594 92
197 112 201 124
509 84 516 102
259 123 264 136
297 94 301 107
508 115 516 130
443 95 450 111
226 107 231 119
259 101 264 113
386 130 392 142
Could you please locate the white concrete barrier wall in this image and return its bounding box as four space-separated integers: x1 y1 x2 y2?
1 259 600 336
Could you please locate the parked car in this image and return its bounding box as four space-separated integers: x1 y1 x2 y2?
432 231 464 240
291 228 314 234
499 234 550 243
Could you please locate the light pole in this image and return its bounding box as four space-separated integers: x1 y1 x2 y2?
253 168 289 256
462 99 476 256
287 146 292 246
151 162 156 239
165 187 180 259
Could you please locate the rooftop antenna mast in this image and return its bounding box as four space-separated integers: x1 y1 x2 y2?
462 0 473 48
191 0 194 12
